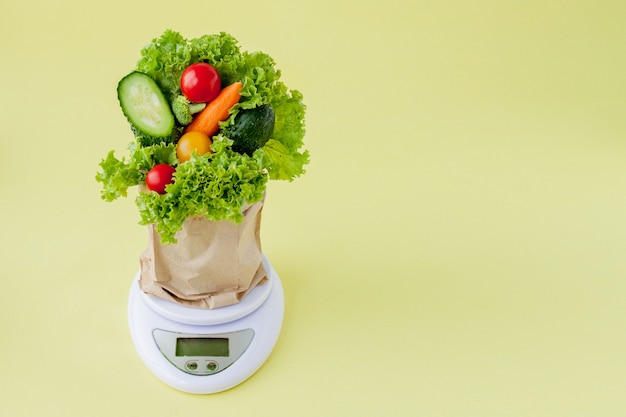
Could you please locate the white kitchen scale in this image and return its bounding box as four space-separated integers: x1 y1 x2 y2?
128 255 284 394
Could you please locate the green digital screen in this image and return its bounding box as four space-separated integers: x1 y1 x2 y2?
176 337 229 357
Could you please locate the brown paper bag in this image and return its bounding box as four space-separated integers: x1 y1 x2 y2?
139 200 267 309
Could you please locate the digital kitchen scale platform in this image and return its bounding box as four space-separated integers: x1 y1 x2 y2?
128 255 284 394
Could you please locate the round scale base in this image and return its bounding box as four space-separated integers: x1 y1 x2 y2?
128 255 284 394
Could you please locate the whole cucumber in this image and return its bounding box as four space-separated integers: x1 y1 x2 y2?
228 105 275 155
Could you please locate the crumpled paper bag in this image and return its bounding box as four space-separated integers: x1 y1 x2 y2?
139 200 267 309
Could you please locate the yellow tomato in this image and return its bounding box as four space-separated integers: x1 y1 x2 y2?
176 131 213 162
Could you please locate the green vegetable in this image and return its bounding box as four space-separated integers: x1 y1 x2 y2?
96 142 177 201
135 30 309 179
228 105 275 156
171 95 206 125
130 125 182 147
97 30 309 243
117 72 175 138
136 139 268 243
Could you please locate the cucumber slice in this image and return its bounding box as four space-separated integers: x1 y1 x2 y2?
117 72 175 138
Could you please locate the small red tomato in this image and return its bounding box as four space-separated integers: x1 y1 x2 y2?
180 63 221 103
145 164 176 194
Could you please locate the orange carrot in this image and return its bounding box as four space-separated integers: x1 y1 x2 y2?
185 81 243 137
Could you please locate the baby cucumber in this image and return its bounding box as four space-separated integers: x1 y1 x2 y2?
117 72 175 138
228 105 275 155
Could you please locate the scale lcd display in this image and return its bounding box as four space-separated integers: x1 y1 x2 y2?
176 337 230 357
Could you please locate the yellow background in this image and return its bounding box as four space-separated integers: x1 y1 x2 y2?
1 0 626 415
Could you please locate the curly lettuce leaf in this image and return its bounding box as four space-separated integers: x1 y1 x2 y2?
261 140 309 180
96 142 177 201
99 30 308 242
136 139 268 243
189 33 244 86
96 150 142 201
135 29 308 180
260 88 308 179
136 30 192 99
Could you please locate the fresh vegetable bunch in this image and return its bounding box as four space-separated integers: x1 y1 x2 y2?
96 30 308 244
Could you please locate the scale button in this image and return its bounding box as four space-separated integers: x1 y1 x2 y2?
186 361 198 371
206 361 218 372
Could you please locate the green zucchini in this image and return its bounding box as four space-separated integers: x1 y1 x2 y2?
117 72 175 138
227 105 275 155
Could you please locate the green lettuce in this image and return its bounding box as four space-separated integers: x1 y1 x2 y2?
136 138 268 243
96 142 177 201
96 30 308 242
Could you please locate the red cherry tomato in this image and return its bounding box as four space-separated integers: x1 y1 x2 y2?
180 63 221 103
145 164 176 194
